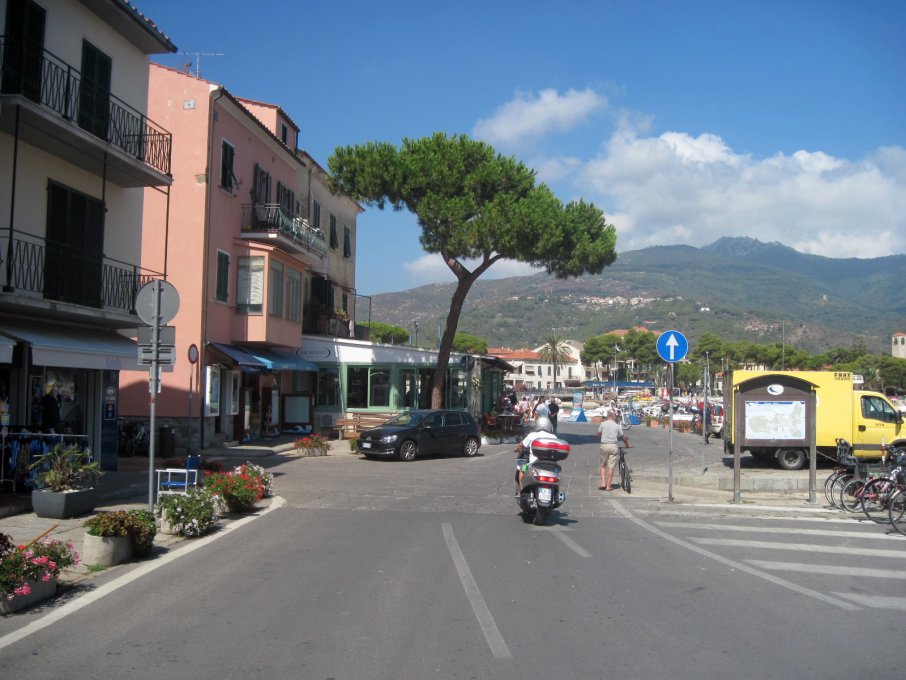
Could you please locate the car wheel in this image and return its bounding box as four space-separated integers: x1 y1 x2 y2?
777 448 806 470
398 440 417 462
463 437 480 457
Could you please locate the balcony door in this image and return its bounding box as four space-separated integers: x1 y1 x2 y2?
1 0 46 101
44 182 104 307
78 41 111 139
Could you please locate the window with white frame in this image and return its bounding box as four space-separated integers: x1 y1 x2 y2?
312 201 321 230
215 250 230 303
269 261 284 317
237 256 264 314
286 268 301 322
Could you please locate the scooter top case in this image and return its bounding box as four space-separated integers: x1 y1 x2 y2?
530 437 570 461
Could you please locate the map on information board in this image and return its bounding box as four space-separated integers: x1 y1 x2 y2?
745 400 806 440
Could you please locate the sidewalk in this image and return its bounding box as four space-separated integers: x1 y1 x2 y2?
0 435 349 590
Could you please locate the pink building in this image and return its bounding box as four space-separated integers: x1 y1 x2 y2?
119 64 361 449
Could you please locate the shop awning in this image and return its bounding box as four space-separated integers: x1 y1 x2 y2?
0 321 141 370
239 346 319 371
208 342 267 368
0 334 14 364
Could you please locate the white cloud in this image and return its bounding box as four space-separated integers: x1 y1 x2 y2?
402 254 543 287
473 88 606 149
579 127 906 258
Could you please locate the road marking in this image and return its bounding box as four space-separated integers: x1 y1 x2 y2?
550 527 592 558
832 593 906 610
608 499 861 611
441 523 512 659
692 538 906 558
655 521 905 540
747 561 906 579
686 503 840 513
0 496 287 653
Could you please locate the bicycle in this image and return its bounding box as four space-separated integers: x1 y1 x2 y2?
840 452 905 513
859 451 906 523
617 445 633 494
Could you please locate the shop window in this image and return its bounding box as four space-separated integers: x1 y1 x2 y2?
317 368 339 407
370 369 390 407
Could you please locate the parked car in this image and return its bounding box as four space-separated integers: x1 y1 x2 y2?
357 409 481 461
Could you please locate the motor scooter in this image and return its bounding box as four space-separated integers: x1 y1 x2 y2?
515 437 570 525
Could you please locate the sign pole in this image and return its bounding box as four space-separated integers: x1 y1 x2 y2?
148 280 161 511
668 363 674 502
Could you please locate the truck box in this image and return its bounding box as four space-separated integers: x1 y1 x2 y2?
723 370 904 470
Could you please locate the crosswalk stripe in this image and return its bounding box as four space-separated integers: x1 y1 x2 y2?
654 521 906 541
831 593 906 610
747 561 906 579
692 538 906 558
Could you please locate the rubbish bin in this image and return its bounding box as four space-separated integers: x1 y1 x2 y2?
158 427 175 458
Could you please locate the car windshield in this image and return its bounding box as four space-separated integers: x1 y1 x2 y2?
383 412 428 427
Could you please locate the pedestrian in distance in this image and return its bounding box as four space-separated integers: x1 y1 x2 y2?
548 398 560 433
597 410 630 491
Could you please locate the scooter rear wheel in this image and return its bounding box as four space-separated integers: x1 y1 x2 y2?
533 506 550 525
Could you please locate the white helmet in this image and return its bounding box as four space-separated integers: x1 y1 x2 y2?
533 416 553 433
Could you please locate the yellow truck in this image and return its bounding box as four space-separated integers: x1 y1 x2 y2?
723 370 904 470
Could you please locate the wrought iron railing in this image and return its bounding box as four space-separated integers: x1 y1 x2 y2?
1 230 161 313
241 203 328 256
0 36 172 176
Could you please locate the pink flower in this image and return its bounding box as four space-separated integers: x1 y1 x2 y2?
14 584 31 597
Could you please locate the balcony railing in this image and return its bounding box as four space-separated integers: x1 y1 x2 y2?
1 230 162 314
241 203 328 256
0 36 172 176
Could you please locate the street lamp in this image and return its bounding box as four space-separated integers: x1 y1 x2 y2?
413 321 419 346
612 345 621 397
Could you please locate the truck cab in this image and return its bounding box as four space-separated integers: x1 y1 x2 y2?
853 392 903 457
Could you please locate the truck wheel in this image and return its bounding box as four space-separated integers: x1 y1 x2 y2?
777 448 807 470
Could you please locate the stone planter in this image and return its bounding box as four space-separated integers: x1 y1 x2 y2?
482 436 502 445
81 534 134 567
157 512 180 536
31 488 99 519
0 578 58 614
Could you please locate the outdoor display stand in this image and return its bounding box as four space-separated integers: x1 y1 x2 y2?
731 374 818 503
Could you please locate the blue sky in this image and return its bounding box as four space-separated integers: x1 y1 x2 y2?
137 0 906 295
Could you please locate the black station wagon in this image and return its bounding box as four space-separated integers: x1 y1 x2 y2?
357 409 482 461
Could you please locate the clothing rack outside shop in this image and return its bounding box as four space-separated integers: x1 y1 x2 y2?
1 430 91 494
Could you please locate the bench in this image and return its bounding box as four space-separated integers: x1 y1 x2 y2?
334 413 398 440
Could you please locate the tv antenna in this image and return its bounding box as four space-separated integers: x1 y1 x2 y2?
180 51 225 78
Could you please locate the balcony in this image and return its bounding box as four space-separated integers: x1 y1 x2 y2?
0 37 172 188
0 229 163 326
240 203 328 258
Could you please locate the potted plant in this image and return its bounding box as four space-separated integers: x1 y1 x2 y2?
82 509 157 567
232 462 274 498
0 531 78 614
205 469 264 513
155 487 219 537
294 434 330 456
29 443 102 519
481 429 504 445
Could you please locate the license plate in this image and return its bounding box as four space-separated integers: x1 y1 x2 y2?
361 442 371 449
538 487 552 502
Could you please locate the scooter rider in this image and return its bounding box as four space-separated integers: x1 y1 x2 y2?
514 417 558 494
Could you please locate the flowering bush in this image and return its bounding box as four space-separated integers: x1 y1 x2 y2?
294 434 329 456
84 509 157 558
205 470 264 512
233 462 273 497
155 488 219 537
0 532 78 600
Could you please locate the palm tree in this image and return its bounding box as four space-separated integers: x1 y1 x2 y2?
538 335 573 391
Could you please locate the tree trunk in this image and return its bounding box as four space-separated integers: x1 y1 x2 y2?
430 277 473 409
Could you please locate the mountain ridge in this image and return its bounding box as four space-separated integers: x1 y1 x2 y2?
364 238 906 353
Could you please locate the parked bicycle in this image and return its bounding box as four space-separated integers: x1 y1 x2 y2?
117 419 149 457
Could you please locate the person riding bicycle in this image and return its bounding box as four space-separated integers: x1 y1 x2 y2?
514 417 558 494
598 410 631 491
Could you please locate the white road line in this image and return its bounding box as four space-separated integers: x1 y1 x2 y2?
655 521 905 540
607 499 861 611
550 527 592 558
687 503 836 513
832 593 906 610
692 538 906 558
0 496 287 653
441 523 512 660
747 561 906 579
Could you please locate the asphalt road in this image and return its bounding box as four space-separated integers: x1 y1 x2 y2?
1 421 903 679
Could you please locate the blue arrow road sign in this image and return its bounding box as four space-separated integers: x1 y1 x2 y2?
657 330 689 363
